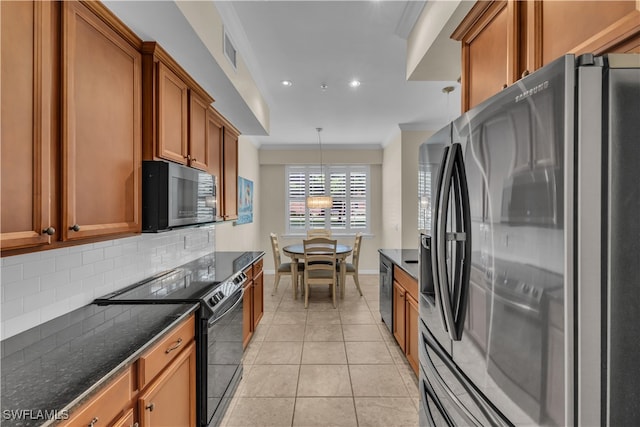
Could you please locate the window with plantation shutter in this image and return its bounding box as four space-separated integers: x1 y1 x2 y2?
286 165 370 234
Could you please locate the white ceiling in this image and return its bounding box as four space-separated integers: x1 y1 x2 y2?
225 0 461 148
104 1 463 149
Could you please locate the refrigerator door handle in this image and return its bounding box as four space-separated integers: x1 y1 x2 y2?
432 145 453 335
450 142 472 341
434 143 471 341
420 375 455 427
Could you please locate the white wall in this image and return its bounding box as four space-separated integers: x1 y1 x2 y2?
215 135 262 252
1 226 215 339
258 148 383 275
382 131 403 249
401 129 434 249
381 128 434 250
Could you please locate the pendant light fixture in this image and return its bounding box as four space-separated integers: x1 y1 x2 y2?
306 127 333 209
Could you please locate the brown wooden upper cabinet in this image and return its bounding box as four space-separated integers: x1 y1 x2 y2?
206 105 240 221
1 0 58 250
62 1 142 242
1 0 142 251
453 0 640 112
223 127 239 221
141 42 215 173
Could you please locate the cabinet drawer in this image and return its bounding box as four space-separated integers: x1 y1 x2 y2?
63 368 132 427
394 265 418 301
138 315 194 389
253 258 264 275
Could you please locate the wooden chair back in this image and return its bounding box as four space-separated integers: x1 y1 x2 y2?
270 232 282 266
306 229 332 238
303 237 338 308
351 232 363 268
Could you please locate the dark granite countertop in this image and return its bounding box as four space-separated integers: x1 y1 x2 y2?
0 303 198 427
0 250 265 427
378 249 420 281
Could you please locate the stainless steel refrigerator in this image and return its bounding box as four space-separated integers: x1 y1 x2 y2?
417 53 640 427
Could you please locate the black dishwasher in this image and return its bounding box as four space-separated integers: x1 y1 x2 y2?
379 254 393 333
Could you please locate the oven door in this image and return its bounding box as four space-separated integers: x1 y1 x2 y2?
202 287 244 426
419 319 513 427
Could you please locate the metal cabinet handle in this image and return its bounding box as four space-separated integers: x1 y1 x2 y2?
69 224 80 232
165 337 183 354
502 83 508 89
521 69 530 78
145 403 155 412
88 417 99 427
132 423 139 427
42 227 55 236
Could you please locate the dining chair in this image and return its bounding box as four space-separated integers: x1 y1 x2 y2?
303 237 338 308
340 232 363 296
270 233 304 295
306 229 332 238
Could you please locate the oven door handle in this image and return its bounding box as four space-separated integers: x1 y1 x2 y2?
208 288 244 327
492 291 541 315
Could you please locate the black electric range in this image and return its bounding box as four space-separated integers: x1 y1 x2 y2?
94 251 263 427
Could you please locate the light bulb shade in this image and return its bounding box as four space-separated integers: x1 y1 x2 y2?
306 196 333 209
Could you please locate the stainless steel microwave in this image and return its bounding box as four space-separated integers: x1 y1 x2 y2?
142 160 216 232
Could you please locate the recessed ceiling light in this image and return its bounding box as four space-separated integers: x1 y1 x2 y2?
281 80 293 87
349 79 361 88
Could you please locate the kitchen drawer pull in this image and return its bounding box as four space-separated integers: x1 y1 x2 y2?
165 337 183 354
145 403 155 412
42 227 55 235
69 224 81 232
88 417 98 427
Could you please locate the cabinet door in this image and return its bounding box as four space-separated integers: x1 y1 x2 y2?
157 61 188 165
188 91 209 172
253 269 264 329
454 0 519 111
405 294 420 375
393 281 406 351
1 1 57 250
207 108 224 216
223 129 238 220
242 281 253 349
61 0 141 241
537 1 640 67
138 341 196 427
111 408 136 427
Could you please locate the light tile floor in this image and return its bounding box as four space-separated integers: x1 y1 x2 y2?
221 274 420 427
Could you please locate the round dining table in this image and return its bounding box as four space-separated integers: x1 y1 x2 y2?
282 244 353 299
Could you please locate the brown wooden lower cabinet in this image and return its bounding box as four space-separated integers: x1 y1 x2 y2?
61 367 132 427
138 340 197 427
392 265 420 375
112 408 136 427
243 258 265 348
393 281 406 350
405 293 420 374
61 314 195 427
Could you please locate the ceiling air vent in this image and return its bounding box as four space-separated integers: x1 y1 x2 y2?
223 29 237 70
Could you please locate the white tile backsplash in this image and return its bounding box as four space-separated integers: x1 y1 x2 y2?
0 225 215 339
